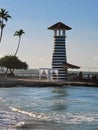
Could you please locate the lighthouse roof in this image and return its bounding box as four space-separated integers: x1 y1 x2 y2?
63 62 80 69
48 22 72 30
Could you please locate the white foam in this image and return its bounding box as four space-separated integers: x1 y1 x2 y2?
52 112 96 124
10 106 98 125
10 106 49 120
15 121 25 127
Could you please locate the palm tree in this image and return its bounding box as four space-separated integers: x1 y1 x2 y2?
0 8 11 42
14 29 25 56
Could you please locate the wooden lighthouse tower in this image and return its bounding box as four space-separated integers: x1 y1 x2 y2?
48 22 72 81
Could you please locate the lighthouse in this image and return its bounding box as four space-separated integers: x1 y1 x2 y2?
48 22 72 81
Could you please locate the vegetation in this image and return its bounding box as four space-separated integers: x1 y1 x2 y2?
14 29 25 56
0 8 11 42
0 8 28 77
0 8 27 76
0 55 28 76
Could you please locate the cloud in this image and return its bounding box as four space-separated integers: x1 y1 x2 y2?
0 54 3 58
39 57 45 62
93 55 98 60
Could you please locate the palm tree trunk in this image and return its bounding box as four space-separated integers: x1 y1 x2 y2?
14 36 21 56
0 28 3 42
0 19 4 43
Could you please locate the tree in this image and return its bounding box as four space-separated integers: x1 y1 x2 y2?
0 8 11 42
14 29 25 56
0 55 28 76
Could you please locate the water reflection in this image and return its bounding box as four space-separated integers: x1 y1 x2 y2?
52 87 68 97
51 87 68 111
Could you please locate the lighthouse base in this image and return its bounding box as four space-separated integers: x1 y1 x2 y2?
52 68 67 81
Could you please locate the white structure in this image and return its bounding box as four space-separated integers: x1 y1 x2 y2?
39 68 58 81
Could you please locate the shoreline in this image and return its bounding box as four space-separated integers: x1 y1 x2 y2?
0 77 98 87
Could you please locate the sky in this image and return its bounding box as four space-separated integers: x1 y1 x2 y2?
0 0 98 70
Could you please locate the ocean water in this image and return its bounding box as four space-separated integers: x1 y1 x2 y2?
0 86 98 130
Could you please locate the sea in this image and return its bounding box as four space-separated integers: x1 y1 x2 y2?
0 86 98 130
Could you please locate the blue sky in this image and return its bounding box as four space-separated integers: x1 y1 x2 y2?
0 0 98 70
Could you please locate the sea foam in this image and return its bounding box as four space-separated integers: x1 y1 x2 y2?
10 106 98 125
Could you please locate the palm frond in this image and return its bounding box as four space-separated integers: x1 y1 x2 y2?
0 8 11 22
14 29 25 37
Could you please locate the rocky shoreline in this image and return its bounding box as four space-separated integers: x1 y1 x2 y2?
0 78 63 87
0 77 98 87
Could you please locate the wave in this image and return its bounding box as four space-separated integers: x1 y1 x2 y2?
10 106 49 120
0 106 97 130
10 106 98 125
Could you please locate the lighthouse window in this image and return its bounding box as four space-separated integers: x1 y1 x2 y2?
54 30 65 36
57 30 62 36
57 30 60 36
59 30 65 36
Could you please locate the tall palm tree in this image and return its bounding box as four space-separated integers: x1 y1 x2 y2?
0 8 11 42
14 29 25 56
